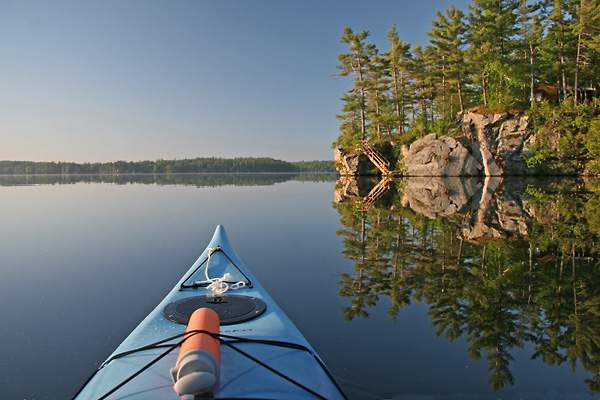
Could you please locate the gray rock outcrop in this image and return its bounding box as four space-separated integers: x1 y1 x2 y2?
333 109 532 177
403 134 483 176
460 109 531 176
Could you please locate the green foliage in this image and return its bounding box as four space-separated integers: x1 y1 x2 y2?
484 60 527 109
585 117 600 174
430 118 458 136
525 100 600 173
429 6 468 114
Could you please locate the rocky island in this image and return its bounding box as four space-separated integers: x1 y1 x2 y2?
334 1 599 179
335 108 534 177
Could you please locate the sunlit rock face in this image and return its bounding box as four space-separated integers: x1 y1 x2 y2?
459 109 532 176
334 147 372 176
403 134 483 177
334 109 533 177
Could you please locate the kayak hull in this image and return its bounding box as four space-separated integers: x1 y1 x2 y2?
74 225 345 399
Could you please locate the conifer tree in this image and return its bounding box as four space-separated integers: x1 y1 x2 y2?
573 0 600 104
365 52 392 139
467 0 520 106
517 0 545 106
544 0 574 97
387 25 413 134
338 27 376 142
429 6 468 113
411 46 437 130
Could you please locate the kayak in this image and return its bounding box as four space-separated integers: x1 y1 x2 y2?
72 225 346 400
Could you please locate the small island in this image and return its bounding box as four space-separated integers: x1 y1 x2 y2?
334 0 600 178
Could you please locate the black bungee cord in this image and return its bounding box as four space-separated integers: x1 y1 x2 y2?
71 329 347 400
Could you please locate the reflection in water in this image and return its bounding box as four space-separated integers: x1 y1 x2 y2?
0 173 336 187
334 176 600 392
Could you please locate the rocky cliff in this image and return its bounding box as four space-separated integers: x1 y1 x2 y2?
402 109 532 176
459 108 532 176
335 108 533 176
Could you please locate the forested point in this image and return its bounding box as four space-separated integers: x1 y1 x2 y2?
336 0 600 174
0 158 335 175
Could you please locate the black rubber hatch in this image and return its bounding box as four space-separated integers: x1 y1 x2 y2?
163 294 267 325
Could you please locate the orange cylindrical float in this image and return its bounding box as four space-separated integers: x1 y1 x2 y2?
170 308 221 396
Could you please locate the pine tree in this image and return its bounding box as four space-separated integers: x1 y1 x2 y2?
543 0 575 99
429 6 468 113
518 0 545 107
338 27 376 144
365 52 392 139
573 0 600 104
467 0 520 107
411 46 437 131
387 25 413 134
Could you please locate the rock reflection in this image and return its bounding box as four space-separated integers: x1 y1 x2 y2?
334 176 600 391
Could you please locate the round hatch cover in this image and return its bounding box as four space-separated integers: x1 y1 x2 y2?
163 294 267 325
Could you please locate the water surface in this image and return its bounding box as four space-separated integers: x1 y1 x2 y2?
1 174 599 399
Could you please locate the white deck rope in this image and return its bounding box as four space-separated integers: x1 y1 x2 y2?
194 246 246 296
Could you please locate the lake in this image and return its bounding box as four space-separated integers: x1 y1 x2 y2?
1 174 599 399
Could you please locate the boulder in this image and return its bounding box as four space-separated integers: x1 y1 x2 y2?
403 134 482 176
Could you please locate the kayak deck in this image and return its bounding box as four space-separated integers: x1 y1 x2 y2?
74 225 345 399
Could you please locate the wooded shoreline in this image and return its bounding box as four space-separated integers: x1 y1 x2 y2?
335 0 600 176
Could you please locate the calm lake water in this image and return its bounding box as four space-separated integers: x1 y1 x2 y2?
1 174 599 399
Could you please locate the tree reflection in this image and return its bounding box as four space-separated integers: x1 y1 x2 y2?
334 177 600 391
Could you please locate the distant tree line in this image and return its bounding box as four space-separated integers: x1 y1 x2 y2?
0 158 335 175
336 0 600 173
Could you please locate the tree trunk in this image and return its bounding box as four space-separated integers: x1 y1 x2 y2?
559 27 567 100
391 67 402 135
400 71 405 134
529 41 535 107
482 73 488 107
574 32 582 105
457 73 464 112
355 55 367 140
572 244 578 315
442 58 447 119
374 89 381 138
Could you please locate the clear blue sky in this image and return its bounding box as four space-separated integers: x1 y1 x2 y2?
0 0 469 162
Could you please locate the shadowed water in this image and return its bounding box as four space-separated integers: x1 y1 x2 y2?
1 174 599 399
